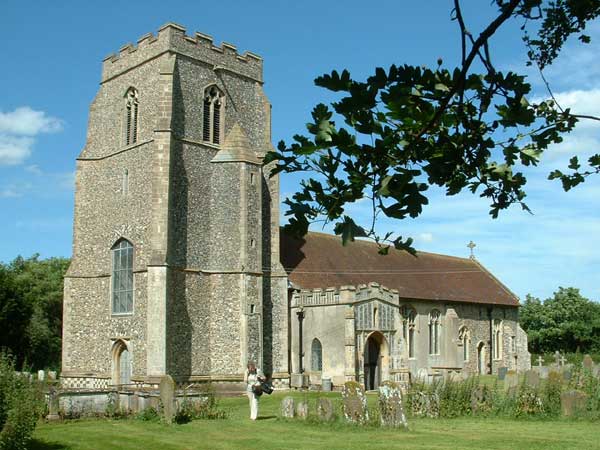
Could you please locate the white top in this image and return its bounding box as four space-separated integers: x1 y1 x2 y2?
244 368 264 393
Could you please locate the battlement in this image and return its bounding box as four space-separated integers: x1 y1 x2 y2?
291 282 399 308
101 23 263 83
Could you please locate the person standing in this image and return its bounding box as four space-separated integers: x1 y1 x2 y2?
244 361 264 420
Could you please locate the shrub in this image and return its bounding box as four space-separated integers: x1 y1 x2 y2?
135 406 160 422
0 352 43 450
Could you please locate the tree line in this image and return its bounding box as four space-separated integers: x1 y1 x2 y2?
0 255 69 370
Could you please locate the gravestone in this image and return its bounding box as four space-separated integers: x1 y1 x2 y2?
280 396 295 418
378 381 408 428
497 367 508 381
38 370 45 381
561 364 573 382
561 390 588 417
554 351 561 366
46 387 60 421
524 369 540 388
538 366 549 379
316 397 334 422
342 381 369 424
504 370 518 391
537 355 544 367
159 375 175 424
48 371 57 381
296 401 309 419
583 355 594 371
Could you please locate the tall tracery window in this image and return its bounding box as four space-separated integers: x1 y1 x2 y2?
493 320 503 360
125 88 139 146
202 85 224 145
429 310 441 355
112 239 134 314
311 338 323 372
401 306 416 359
459 326 470 362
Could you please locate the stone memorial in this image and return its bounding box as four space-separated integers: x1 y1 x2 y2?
561 390 588 417
280 396 295 418
342 381 369 424
378 381 408 429
159 375 175 424
538 366 549 379
46 387 61 421
524 369 540 388
48 371 57 381
38 370 45 381
316 397 334 422
296 401 309 419
583 355 594 371
504 370 518 391
497 367 508 381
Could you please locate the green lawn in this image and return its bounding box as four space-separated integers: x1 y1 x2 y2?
32 392 600 450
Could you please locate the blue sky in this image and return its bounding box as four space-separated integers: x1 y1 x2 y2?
1 1 599 302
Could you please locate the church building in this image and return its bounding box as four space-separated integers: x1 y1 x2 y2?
61 23 530 392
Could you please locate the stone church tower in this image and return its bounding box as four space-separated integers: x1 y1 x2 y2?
61 23 289 389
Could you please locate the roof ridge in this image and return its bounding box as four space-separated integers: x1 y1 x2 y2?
283 228 476 263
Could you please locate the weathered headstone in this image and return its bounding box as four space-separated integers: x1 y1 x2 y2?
497 366 508 381
48 371 57 381
38 370 45 381
296 400 309 419
280 396 295 418
342 381 369 424
316 397 334 422
524 369 540 388
583 355 594 371
46 387 61 421
538 366 549 379
561 364 573 382
378 381 408 429
159 375 175 424
504 370 518 391
561 390 588 417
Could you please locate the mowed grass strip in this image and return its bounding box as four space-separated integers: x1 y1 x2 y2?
32 392 600 450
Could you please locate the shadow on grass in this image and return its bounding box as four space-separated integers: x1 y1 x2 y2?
28 438 70 450
256 415 277 421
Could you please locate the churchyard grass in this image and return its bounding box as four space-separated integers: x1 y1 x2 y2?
32 392 600 450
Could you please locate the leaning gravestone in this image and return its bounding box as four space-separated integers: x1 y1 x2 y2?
316 397 334 422
342 381 369 424
497 367 508 381
378 381 408 429
504 370 518 391
561 390 588 417
296 401 309 419
583 355 594 371
280 396 295 418
159 375 175 424
524 369 540 388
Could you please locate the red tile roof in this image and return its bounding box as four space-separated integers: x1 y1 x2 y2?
280 231 519 307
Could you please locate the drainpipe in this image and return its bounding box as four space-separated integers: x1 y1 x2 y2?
297 307 305 373
488 307 493 375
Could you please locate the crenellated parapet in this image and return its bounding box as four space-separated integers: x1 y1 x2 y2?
291 282 400 308
101 22 263 83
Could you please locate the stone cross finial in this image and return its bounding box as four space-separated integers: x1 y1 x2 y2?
554 350 561 365
537 355 543 367
559 355 566 366
467 241 476 259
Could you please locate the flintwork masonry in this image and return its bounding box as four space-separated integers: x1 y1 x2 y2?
62 23 530 392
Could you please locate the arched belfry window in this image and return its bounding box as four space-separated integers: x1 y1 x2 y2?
311 338 323 372
125 88 139 146
112 239 134 314
202 85 224 145
429 310 441 355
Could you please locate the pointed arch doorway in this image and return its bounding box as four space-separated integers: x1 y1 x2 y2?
364 331 390 391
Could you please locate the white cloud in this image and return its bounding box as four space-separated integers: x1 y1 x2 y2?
0 186 22 198
0 135 34 165
0 107 63 136
417 232 433 243
0 107 63 166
